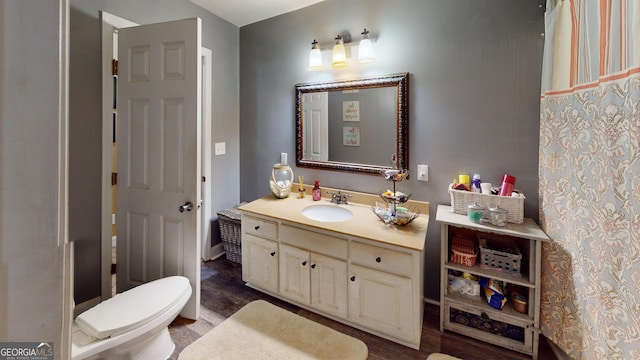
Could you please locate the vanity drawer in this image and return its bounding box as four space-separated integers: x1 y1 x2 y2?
242 215 277 240
280 224 347 259
350 241 413 276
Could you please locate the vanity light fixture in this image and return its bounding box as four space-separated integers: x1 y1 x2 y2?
308 29 375 71
357 28 375 64
331 35 348 68
308 39 324 70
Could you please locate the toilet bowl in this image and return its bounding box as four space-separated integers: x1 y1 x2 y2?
71 276 192 360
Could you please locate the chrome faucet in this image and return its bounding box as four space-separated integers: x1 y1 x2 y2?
327 191 352 205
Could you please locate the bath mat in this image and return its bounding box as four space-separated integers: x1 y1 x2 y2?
426 354 462 360
178 300 368 359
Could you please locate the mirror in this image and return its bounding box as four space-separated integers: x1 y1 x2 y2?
295 72 409 175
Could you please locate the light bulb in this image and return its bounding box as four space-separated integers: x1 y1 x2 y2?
358 29 375 64
308 39 323 70
331 35 347 68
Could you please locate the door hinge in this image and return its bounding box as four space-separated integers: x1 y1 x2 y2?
111 172 117 186
112 59 118 76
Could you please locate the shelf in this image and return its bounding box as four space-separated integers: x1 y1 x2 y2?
437 204 546 359
445 292 533 323
444 262 534 288
436 205 550 242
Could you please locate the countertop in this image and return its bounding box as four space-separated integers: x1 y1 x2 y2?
238 188 429 251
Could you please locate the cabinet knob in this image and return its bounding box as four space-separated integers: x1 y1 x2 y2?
375 256 382 263
301 260 307 266
254 225 260 230
270 251 276 256
311 263 316 269
350 276 356 282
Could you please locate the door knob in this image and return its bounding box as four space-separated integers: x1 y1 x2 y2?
178 201 193 213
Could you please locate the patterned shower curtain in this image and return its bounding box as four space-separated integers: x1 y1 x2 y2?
539 1 640 359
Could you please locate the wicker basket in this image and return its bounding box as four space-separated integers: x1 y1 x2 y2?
450 236 477 267
449 184 525 224
217 204 244 264
478 236 522 274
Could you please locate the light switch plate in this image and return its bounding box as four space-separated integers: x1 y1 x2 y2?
214 142 226 155
417 164 428 181
281 152 288 164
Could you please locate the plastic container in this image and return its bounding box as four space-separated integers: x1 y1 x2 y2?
498 174 516 196
512 294 528 314
471 173 482 193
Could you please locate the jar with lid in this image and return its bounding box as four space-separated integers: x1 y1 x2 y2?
269 164 293 198
467 202 485 224
488 205 508 226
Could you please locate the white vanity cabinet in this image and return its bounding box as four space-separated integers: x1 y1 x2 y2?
238 195 428 350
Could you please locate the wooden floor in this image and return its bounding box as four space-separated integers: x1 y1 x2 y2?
168 257 558 360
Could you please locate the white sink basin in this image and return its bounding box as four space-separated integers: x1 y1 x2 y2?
301 205 353 222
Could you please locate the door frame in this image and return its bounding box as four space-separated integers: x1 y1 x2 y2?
100 12 138 302
99 12 213 301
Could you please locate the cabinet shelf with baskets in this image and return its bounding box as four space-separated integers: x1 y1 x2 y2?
436 205 550 359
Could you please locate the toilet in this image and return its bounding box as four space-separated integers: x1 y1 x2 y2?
71 276 192 360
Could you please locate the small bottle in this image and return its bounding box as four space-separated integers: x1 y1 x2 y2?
471 173 482 193
498 174 516 196
312 180 321 201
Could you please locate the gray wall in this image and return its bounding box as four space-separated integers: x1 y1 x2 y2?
69 0 240 304
240 0 544 301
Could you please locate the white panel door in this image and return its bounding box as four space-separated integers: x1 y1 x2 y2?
117 18 201 319
302 92 328 161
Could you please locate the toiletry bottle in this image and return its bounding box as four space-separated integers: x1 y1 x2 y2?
471 173 482 193
312 180 321 201
498 174 516 196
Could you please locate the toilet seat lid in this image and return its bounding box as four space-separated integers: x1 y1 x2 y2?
76 276 191 339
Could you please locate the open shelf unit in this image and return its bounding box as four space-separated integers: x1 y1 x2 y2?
436 205 550 359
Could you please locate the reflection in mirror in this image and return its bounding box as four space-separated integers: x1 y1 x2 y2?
295 73 409 175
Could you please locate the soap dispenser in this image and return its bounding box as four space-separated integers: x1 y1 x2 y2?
312 180 321 201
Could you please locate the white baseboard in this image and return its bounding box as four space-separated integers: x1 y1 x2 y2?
202 243 225 261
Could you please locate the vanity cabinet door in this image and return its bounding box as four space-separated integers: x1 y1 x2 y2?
242 234 278 293
348 264 413 341
310 253 347 318
279 244 311 304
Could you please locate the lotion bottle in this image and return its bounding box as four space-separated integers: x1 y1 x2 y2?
312 180 321 201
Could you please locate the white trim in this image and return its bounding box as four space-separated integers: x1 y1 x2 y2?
100 12 140 301
201 47 214 260
59 1 72 359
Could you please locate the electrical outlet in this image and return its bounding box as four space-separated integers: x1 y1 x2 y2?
281 152 288 164
214 142 226 156
417 164 429 181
